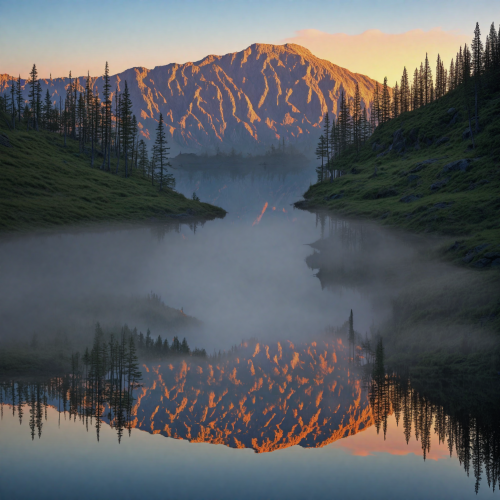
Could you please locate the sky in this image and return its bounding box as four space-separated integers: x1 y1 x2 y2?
1 0 499 82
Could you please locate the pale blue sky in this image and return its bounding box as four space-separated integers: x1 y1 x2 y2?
1 0 499 78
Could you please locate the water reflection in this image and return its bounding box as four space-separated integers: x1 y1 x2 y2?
368 372 500 494
2 338 499 494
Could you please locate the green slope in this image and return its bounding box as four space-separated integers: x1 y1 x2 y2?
0 112 225 232
298 83 500 268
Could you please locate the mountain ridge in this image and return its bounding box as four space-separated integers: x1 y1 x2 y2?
1 43 378 154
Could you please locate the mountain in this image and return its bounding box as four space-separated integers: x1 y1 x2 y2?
124 340 374 452
1 44 377 155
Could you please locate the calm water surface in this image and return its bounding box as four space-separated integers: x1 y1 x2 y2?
0 164 497 499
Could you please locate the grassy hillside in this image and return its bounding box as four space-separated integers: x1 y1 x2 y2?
0 112 225 232
298 83 500 268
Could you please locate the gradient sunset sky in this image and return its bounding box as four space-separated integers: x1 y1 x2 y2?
1 0 498 83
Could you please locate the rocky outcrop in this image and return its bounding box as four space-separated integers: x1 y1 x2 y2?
0 44 378 154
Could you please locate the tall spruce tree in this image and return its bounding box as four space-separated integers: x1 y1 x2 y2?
28 64 38 130
120 81 133 177
400 67 410 113
16 75 22 123
381 77 390 122
353 83 361 149
471 22 484 78
102 62 111 171
154 113 173 191
323 112 330 162
315 134 326 182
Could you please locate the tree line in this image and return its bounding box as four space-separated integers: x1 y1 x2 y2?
0 63 174 190
368 368 500 495
315 20 500 180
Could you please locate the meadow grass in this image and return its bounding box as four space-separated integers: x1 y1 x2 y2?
0 112 225 232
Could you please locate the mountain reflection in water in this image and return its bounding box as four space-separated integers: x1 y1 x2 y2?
2 340 499 494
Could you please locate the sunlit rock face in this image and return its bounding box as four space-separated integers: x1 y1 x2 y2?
0 44 377 154
130 340 373 452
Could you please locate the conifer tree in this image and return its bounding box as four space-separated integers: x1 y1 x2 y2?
471 22 484 78
448 59 455 91
323 112 330 162
381 77 390 122
392 82 400 118
348 309 354 363
373 84 380 125
28 64 38 130
120 81 133 177
315 135 326 182
138 139 148 178
102 62 111 171
154 113 174 191
43 90 51 129
400 67 410 113
353 83 361 149
16 75 22 123
10 77 16 128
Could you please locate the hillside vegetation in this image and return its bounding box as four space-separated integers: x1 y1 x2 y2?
298 85 500 268
0 111 225 232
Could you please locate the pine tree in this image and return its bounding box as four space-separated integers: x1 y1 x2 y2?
154 113 174 191
138 139 149 178
373 84 380 126
16 75 22 123
348 309 354 363
392 82 400 118
381 77 390 123
353 83 361 149
43 90 51 130
120 81 133 177
28 64 38 130
471 22 484 78
10 77 16 128
102 62 112 171
463 44 472 82
181 338 190 354
315 135 326 182
400 67 410 113
448 59 455 91
323 112 330 162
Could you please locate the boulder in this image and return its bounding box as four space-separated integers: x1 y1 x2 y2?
472 258 491 268
463 253 475 264
448 113 459 126
484 252 500 259
400 194 421 203
0 133 10 148
433 202 453 209
410 159 438 173
462 127 472 140
407 174 420 183
442 159 469 174
376 188 398 199
447 108 456 114
430 179 448 191
392 128 406 153
435 137 450 146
